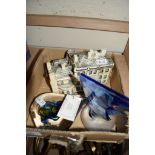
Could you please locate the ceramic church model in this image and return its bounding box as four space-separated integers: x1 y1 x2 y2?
46 58 78 94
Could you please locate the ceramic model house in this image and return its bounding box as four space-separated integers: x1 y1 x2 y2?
46 58 77 94
46 49 114 94
67 49 114 84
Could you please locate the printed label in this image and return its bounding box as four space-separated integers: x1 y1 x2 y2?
57 95 82 121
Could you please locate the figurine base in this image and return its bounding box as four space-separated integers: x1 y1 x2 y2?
81 105 116 131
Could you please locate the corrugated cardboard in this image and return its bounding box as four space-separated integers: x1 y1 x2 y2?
26 47 129 143
26 46 43 83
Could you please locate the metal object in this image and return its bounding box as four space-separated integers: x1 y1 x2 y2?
27 136 128 155
46 49 114 95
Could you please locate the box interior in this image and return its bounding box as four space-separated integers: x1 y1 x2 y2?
26 47 129 142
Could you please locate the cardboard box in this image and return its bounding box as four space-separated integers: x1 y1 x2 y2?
26 47 129 143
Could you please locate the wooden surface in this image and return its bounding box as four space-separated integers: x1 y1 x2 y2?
27 0 129 53
27 15 129 33
27 26 128 53
113 55 129 97
123 40 129 67
26 47 43 83
27 0 129 21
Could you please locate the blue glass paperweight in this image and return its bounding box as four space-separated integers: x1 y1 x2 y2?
38 101 62 124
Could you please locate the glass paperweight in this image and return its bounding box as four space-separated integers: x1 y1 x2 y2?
30 93 72 130
38 101 62 124
80 73 129 131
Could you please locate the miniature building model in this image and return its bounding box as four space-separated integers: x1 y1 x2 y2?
46 58 78 94
67 49 114 84
46 49 114 94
